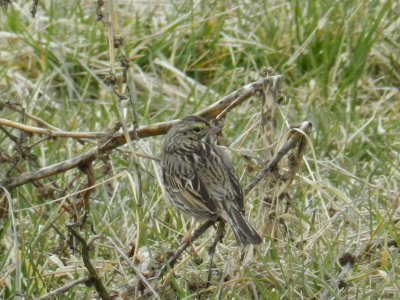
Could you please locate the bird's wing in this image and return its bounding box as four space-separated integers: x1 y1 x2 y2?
212 145 245 211
162 153 218 216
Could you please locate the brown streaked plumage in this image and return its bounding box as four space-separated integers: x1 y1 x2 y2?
161 115 262 245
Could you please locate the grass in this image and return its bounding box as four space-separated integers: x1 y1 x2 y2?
1 0 399 299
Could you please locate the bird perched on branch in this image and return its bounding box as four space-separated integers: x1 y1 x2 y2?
161 115 262 245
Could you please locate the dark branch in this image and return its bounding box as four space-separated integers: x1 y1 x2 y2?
159 220 215 278
67 226 112 300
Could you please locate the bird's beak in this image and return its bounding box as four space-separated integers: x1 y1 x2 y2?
208 126 221 135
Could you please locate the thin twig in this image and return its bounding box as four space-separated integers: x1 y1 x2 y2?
0 118 112 138
0 125 22 145
80 161 96 217
0 99 92 145
207 221 225 286
105 0 116 76
122 63 143 207
31 0 40 17
243 121 312 195
0 99 61 131
34 277 91 300
103 0 144 208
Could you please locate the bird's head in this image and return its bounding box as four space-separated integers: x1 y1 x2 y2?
164 115 220 150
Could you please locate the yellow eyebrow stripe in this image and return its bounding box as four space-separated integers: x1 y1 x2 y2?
189 123 208 129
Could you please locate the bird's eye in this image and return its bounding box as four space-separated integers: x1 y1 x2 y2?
193 127 201 133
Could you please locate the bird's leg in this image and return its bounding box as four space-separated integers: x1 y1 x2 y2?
181 218 199 248
207 220 225 286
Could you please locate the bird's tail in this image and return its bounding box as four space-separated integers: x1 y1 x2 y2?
222 207 262 245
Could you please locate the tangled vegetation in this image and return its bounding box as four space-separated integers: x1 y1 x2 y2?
0 0 399 299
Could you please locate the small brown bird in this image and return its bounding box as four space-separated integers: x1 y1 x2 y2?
161 115 262 245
